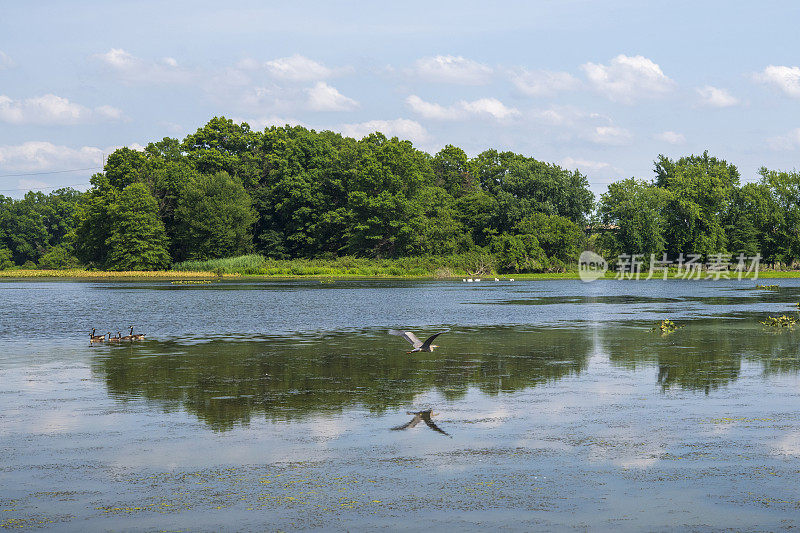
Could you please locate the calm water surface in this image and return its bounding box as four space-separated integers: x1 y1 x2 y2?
1 279 799 531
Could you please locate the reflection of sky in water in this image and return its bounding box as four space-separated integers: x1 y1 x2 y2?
1 280 800 530
2 279 800 341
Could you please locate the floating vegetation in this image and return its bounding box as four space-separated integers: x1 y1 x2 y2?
170 279 216 285
656 319 682 334
755 284 780 290
760 315 797 328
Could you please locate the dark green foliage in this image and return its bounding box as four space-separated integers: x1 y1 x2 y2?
432 145 473 197
514 212 584 264
655 151 739 257
0 246 12 270
492 233 549 273
14 118 800 273
182 117 263 188
598 178 669 257
173 171 256 260
757 167 800 263
105 183 171 270
38 244 80 269
0 189 81 266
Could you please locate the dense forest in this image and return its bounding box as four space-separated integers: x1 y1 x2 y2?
0 117 798 273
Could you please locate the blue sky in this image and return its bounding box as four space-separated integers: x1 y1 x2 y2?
1 0 799 198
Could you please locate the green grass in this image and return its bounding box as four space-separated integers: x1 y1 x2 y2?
171 254 497 277
2 254 799 280
0 269 219 279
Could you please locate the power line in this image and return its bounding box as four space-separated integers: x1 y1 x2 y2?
0 166 102 178
0 183 90 193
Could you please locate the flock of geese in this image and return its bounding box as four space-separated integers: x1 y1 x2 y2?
90 327 146 343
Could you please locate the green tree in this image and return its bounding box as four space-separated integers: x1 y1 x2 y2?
655 151 739 256
182 117 263 188
39 244 80 269
758 167 800 263
432 145 473 197
174 172 256 260
724 182 778 259
514 212 584 266
492 233 549 273
0 246 12 270
74 173 117 267
598 178 669 258
105 183 171 270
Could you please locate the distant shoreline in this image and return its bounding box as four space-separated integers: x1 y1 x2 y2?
0 269 797 280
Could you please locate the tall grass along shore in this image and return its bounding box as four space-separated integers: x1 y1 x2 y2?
0 254 795 279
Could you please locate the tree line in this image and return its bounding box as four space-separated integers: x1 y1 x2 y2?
0 116 798 273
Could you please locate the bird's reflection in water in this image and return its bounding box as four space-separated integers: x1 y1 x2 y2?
391 409 451 437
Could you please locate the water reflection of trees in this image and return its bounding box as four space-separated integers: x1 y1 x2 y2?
92 327 592 431
601 321 800 393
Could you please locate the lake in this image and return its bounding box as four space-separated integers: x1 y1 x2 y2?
1 278 799 531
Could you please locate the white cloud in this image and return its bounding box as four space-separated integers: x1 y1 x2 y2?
655 131 686 144
696 85 738 107
582 54 675 103
510 68 580 97
266 54 334 81
528 105 607 127
0 51 13 70
461 98 519 119
0 94 124 125
767 128 800 151
305 82 358 111
338 118 429 144
754 65 800 97
96 48 194 85
587 125 633 145
94 105 124 120
405 95 454 119
531 108 569 125
412 55 493 85
406 94 519 121
559 157 611 172
0 141 103 172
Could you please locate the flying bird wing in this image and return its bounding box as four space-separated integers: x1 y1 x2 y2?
389 329 423 348
421 331 446 350
421 412 451 437
391 414 423 431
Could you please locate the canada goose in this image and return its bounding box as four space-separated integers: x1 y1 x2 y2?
388 329 447 353
120 327 134 341
90 328 105 342
391 409 451 437
129 326 145 341
107 332 120 342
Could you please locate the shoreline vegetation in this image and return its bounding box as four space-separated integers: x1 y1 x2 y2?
1 254 798 280
3 118 800 278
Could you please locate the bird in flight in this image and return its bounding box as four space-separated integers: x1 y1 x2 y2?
388 329 447 353
391 409 451 437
